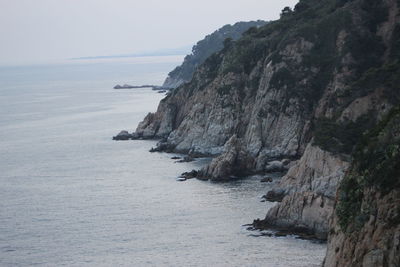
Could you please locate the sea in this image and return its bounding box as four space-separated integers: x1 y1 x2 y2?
0 56 326 267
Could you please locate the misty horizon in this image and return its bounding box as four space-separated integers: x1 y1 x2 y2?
0 0 298 66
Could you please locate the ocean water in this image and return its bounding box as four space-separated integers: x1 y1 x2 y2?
0 56 326 267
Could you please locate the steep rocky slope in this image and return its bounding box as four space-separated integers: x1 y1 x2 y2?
131 0 400 260
324 107 400 266
162 21 267 89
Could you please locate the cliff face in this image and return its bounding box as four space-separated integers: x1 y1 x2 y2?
162 21 267 89
324 107 400 267
258 143 350 239
133 0 400 252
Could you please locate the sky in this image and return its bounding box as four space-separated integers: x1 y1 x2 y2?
0 0 299 65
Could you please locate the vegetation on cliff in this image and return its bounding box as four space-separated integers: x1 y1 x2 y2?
325 105 400 266
191 0 391 117
163 20 267 88
336 106 400 231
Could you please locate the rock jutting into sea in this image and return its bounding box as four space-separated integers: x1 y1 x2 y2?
112 130 134 140
113 84 171 91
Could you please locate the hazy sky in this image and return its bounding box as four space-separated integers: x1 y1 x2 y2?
0 0 298 65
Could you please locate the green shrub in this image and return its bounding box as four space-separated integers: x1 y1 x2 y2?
361 0 389 33
336 106 400 231
349 61 400 103
313 114 375 154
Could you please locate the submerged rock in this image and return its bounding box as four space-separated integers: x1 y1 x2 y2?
260 177 273 183
149 141 175 153
176 156 194 163
252 218 322 241
180 170 198 179
113 130 132 140
262 190 285 202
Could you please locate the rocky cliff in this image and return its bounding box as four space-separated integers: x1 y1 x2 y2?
131 0 400 263
254 143 350 240
324 106 400 267
162 20 267 89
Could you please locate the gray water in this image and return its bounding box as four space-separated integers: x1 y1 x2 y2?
0 57 326 267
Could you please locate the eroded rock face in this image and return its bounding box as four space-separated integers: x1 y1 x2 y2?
260 192 335 240
324 189 400 267
276 144 349 198
324 104 400 267
135 45 312 170
135 101 177 139
199 135 254 180
256 144 350 239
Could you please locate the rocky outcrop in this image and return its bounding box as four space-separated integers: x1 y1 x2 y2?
255 144 350 239
131 0 400 252
179 170 198 179
113 130 134 140
136 47 311 163
135 102 176 139
262 190 285 202
274 144 349 198
198 135 254 180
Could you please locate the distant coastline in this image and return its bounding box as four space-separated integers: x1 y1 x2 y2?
70 46 191 61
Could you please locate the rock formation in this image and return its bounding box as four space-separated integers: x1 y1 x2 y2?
324 106 400 266
128 0 400 264
257 143 350 240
